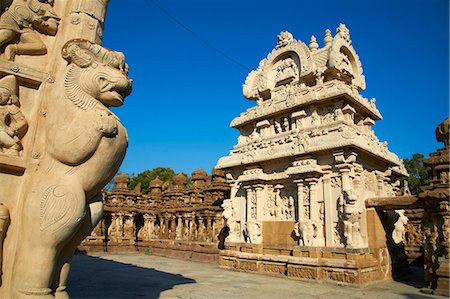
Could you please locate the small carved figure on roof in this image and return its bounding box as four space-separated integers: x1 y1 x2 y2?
0 75 27 156
0 0 60 60
276 31 294 49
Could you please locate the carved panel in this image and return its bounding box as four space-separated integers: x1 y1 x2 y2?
0 0 60 61
287 265 318 279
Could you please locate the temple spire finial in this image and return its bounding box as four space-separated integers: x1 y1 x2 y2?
309 35 319 51
324 29 333 46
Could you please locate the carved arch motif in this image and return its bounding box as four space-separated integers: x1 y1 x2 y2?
327 25 366 91
243 32 316 101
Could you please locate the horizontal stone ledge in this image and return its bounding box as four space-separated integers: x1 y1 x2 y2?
365 196 420 209
0 155 26 175
0 59 54 85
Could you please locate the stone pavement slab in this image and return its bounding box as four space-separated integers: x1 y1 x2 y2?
67 253 445 299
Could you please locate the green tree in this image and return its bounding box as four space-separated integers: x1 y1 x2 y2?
128 167 189 194
403 153 430 195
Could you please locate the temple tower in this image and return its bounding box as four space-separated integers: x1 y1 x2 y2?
216 24 408 284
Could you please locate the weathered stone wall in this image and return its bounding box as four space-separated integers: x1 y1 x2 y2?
80 169 230 263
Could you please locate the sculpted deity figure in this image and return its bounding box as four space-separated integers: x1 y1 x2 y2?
108 214 123 243
6 39 132 298
123 215 135 240
0 75 27 155
294 220 315 246
222 198 241 242
341 190 363 248
0 0 60 61
392 210 408 244
243 221 262 244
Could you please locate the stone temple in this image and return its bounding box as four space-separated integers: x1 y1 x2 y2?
78 23 448 294
215 24 409 284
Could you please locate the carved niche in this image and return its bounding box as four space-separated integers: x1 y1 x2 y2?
243 31 315 101
327 24 366 90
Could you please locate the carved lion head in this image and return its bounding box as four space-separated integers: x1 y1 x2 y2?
62 39 132 109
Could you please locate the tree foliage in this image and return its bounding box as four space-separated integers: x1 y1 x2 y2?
128 167 189 194
403 153 430 195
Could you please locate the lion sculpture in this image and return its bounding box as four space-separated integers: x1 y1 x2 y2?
8 39 132 299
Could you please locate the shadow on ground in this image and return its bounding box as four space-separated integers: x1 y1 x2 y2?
67 253 196 299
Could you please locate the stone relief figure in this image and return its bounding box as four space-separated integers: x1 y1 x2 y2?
268 186 294 221
9 39 131 298
243 221 262 244
274 57 298 85
276 31 294 49
108 214 123 243
222 198 241 242
197 219 206 242
123 216 135 240
340 190 363 248
0 75 27 156
137 220 149 240
294 220 315 246
0 0 60 61
392 210 408 244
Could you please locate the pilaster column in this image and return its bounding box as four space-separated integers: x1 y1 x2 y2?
294 179 304 221
206 215 213 242
244 185 254 222
183 216 189 241
254 184 264 222
375 171 385 196
322 168 333 246
306 178 319 221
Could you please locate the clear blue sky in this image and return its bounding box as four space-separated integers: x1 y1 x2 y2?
102 0 449 177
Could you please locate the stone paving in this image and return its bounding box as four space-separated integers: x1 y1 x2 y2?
67 253 445 299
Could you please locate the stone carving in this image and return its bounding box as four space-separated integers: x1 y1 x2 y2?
108 213 123 243
7 40 131 298
265 185 294 220
273 57 298 85
243 221 262 244
392 210 408 244
328 24 365 90
294 220 313 246
340 190 363 248
0 75 27 156
0 0 60 60
216 24 407 285
123 214 135 240
276 31 294 49
294 219 324 246
222 198 240 243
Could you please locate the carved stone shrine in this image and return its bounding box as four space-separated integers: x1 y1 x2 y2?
0 0 132 298
215 24 408 285
366 118 450 295
419 118 449 296
80 169 230 263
